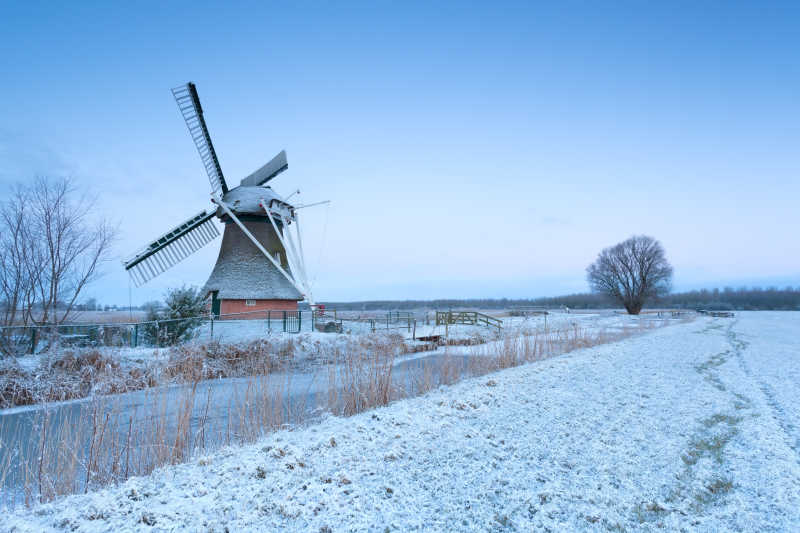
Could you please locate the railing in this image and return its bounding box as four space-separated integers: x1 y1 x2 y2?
314 311 417 334
0 309 433 357
697 310 735 318
0 309 315 357
0 309 506 357
435 311 503 331
508 306 549 317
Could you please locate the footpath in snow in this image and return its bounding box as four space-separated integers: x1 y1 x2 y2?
4 312 800 531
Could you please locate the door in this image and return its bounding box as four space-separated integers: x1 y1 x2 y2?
211 291 221 318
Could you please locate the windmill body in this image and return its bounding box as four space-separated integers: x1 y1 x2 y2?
204 186 302 315
124 83 316 317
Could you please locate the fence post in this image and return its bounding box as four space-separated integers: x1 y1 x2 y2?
268 310 271 333
283 311 287 332
413 319 416 340
298 310 302 332
210 315 214 339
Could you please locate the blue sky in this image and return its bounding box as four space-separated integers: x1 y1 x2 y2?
1 1 798 304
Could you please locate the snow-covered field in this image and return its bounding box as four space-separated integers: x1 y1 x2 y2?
4 312 799 531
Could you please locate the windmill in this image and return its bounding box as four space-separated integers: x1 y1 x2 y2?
123 82 319 316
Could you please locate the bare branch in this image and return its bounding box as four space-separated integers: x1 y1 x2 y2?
0 177 118 354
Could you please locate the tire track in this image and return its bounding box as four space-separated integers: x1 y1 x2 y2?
728 320 800 463
634 319 744 526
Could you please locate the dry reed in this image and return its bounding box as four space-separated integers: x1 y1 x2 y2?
0 316 681 508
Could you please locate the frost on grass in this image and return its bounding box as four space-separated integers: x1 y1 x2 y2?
4 312 800 531
0 331 409 409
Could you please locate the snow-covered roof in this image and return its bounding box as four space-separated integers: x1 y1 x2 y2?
217 185 293 218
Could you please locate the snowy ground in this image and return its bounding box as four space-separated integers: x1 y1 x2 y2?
4 312 799 531
3 310 653 374
407 310 667 345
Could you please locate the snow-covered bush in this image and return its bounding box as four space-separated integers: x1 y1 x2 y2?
142 286 206 347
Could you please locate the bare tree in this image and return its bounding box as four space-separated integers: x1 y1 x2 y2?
586 235 673 315
0 186 36 329
0 177 116 330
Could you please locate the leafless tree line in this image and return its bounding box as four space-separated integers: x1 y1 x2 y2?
0 177 116 330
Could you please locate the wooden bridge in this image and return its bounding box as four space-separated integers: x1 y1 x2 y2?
435 311 503 331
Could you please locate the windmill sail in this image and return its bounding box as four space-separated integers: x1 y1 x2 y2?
172 82 229 196
124 210 220 286
240 150 288 187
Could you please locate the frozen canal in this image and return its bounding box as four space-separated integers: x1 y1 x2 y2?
0 349 476 501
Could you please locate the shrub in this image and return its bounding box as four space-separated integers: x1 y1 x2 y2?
142 286 206 346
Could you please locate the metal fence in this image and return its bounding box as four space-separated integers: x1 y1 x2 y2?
315 311 419 335
0 310 428 357
0 310 313 356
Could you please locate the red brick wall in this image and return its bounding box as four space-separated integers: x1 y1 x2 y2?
219 299 298 318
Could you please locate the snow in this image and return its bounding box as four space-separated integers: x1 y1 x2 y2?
2 310 648 374
4 312 800 531
408 310 672 341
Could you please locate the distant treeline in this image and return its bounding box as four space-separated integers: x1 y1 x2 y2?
318 287 800 311
656 287 800 311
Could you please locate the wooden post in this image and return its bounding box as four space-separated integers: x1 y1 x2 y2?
413 320 416 340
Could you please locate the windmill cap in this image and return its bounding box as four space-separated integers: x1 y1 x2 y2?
217 185 294 218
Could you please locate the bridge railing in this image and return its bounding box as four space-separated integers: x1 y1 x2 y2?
435 311 503 331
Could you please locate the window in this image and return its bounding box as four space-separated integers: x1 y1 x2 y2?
245 299 256 307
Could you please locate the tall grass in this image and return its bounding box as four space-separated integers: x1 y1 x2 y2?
0 317 679 508
0 333 409 409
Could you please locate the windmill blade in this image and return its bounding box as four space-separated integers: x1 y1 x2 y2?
240 150 288 187
124 210 220 286
171 82 229 196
